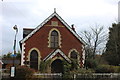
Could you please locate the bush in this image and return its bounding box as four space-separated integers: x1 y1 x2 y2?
85 59 98 69
39 59 51 73
76 68 95 74
70 59 79 70
117 66 120 73
95 65 114 73
62 60 71 74
15 66 35 79
112 66 120 73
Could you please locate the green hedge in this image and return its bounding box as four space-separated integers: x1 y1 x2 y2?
95 65 120 73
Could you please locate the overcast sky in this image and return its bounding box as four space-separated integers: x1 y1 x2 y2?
0 0 120 55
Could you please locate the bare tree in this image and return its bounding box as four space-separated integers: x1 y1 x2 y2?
80 25 107 59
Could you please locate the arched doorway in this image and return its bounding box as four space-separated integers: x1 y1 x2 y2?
30 50 38 70
51 59 63 73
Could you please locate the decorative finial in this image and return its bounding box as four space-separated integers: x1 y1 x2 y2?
54 8 56 13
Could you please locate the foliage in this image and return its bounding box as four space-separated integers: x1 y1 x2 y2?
39 61 46 73
62 59 95 79
15 66 35 79
70 59 79 70
85 59 98 69
71 68 95 74
62 60 72 78
39 59 51 73
112 66 120 73
62 60 71 73
103 23 120 66
62 58 95 78
95 65 120 73
2 51 21 59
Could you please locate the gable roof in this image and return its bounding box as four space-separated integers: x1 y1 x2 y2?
20 12 85 44
43 49 71 63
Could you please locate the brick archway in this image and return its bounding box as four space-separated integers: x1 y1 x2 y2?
51 59 63 73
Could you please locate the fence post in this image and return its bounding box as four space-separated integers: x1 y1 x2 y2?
74 74 76 80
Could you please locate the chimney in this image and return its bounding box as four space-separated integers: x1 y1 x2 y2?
71 24 76 32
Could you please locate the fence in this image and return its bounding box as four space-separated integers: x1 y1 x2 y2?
1 71 120 79
76 73 120 78
34 73 120 79
34 73 62 79
1 69 10 78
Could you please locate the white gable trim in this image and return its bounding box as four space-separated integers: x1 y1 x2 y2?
0 60 3 64
20 12 85 44
43 49 71 63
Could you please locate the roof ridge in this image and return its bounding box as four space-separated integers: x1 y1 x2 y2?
20 12 85 45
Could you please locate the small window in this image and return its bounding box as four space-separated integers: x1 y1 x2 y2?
70 51 78 59
51 21 58 26
50 30 59 48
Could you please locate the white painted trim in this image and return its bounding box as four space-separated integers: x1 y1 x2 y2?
43 49 71 63
20 12 85 45
27 48 41 70
68 49 80 66
82 45 85 66
0 60 3 64
68 49 80 60
48 28 62 48
21 43 25 65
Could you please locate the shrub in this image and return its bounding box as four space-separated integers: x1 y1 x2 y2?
95 65 115 73
85 59 98 69
112 66 120 73
39 59 51 73
15 66 35 79
62 60 71 74
39 61 46 73
77 68 95 74
117 66 120 73
70 59 79 70
62 60 72 78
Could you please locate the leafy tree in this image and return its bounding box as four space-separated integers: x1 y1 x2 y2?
103 23 120 65
2 51 21 59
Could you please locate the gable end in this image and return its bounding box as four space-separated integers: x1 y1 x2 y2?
20 12 85 45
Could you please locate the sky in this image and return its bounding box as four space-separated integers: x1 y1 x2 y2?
0 0 120 56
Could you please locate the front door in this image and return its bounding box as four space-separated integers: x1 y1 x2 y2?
51 59 63 73
30 50 38 70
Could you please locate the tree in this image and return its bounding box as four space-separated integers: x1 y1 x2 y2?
80 25 107 68
103 23 120 65
2 51 21 59
81 25 107 59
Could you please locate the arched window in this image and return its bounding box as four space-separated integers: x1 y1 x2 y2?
50 30 59 48
70 51 78 59
30 50 38 70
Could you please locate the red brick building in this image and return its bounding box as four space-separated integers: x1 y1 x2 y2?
20 11 85 73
